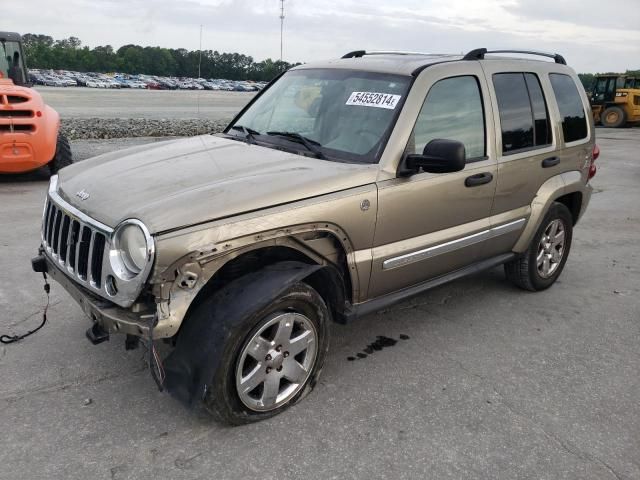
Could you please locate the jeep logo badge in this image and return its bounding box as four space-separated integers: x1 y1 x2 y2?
75 190 90 201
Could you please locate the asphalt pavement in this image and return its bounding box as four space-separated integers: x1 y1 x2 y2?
0 129 638 480
35 86 254 120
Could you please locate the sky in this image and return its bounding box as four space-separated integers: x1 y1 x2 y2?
9 0 640 72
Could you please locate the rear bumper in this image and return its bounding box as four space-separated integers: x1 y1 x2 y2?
0 139 43 173
33 251 159 338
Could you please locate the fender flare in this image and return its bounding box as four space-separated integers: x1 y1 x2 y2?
513 171 587 252
162 261 336 405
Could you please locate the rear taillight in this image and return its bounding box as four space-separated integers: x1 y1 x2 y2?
589 144 599 179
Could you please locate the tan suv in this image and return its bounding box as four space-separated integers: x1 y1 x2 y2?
32 48 598 424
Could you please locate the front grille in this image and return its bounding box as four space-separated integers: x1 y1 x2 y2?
42 197 107 289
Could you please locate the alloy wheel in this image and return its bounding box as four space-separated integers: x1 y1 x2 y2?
235 312 318 411
536 219 566 278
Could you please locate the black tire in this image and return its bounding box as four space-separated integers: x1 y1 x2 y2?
601 106 626 128
49 133 73 174
504 202 573 291
202 281 330 425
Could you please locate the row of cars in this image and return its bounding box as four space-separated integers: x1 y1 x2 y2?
28 69 267 91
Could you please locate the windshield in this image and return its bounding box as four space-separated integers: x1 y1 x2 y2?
229 68 411 163
0 40 26 86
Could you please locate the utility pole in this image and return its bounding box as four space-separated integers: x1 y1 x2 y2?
279 0 285 62
198 24 203 79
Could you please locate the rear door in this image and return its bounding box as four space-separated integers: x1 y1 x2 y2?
480 66 558 256
480 64 591 257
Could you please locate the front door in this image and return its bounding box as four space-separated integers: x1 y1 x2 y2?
368 67 497 299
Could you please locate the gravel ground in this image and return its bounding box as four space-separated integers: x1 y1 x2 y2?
60 118 228 140
35 87 247 139
0 128 638 479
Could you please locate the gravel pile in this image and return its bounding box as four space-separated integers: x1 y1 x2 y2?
61 117 231 140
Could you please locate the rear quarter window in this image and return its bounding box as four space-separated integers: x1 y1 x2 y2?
549 73 588 143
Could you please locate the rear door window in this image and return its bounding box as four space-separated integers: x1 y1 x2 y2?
549 73 588 143
492 73 552 154
525 73 552 147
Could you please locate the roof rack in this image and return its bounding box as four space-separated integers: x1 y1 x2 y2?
342 50 366 58
341 50 441 59
463 48 566 65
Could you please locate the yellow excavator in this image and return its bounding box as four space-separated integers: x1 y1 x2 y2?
590 74 640 128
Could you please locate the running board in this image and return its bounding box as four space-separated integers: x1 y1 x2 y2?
346 253 515 320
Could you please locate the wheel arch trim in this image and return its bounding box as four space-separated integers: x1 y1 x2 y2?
512 171 590 252
151 225 358 338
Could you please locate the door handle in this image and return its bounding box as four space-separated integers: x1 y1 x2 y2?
541 156 560 168
465 172 493 187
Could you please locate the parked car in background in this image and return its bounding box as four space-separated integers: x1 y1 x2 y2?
28 68 269 92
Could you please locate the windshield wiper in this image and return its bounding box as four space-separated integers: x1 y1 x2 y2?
266 131 326 159
230 125 260 144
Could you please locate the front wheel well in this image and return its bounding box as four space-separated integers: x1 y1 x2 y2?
180 243 351 339
554 191 582 225
195 246 314 305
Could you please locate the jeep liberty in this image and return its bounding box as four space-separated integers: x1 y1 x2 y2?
32 48 597 424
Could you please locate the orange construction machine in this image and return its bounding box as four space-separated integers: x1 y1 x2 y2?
0 32 72 175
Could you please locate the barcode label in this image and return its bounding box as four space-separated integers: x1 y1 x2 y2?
345 92 402 109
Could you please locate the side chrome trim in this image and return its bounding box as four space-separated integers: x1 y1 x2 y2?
491 218 526 235
382 218 526 270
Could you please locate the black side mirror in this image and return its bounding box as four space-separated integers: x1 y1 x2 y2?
399 139 466 176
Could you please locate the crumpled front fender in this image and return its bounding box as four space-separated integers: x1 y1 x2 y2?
163 261 324 406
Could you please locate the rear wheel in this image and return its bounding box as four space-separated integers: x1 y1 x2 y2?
601 106 626 128
504 202 573 291
202 282 330 424
48 133 73 174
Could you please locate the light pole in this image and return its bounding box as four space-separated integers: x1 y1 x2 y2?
198 24 203 79
279 0 285 62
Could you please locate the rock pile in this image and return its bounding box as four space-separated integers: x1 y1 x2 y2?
60 118 231 140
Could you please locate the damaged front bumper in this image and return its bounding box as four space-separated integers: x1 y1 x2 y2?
32 251 173 339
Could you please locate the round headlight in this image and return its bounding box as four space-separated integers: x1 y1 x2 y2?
110 220 152 280
119 224 147 273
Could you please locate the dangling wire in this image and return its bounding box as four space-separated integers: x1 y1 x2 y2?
1 273 50 344
152 344 165 385
146 313 165 391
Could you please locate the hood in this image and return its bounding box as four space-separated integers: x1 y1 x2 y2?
56 135 378 233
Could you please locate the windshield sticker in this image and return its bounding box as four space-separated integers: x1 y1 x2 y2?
346 92 402 109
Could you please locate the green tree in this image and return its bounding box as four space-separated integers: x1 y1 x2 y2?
21 33 299 80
